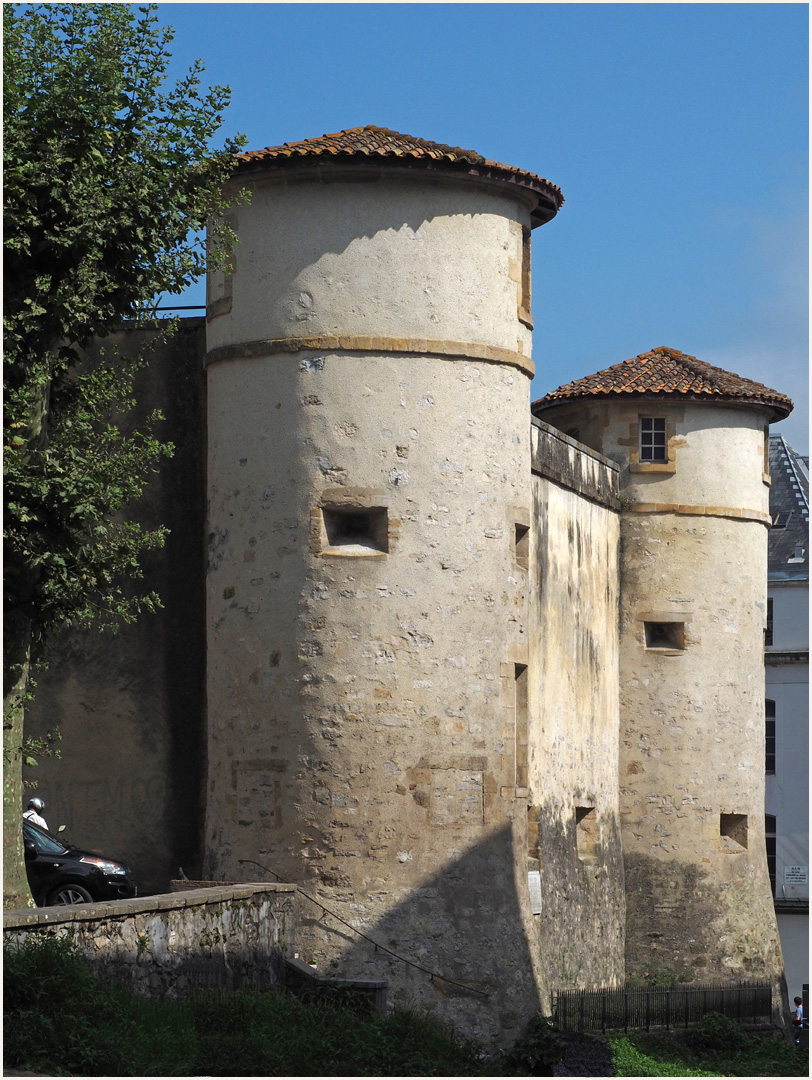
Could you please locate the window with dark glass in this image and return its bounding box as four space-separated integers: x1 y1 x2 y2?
640 417 667 462
765 597 773 646
765 699 776 773
765 814 777 896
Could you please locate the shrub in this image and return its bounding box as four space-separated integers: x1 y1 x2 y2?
686 1011 753 1052
499 1014 566 1076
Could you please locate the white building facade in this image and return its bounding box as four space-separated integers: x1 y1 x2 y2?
765 435 809 1005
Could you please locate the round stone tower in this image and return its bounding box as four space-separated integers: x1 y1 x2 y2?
203 127 562 1041
534 347 792 1003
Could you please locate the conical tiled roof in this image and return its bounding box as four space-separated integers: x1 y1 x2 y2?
236 125 487 165
532 347 793 419
234 125 563 224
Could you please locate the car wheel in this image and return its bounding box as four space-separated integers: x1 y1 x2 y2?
49 884 94 906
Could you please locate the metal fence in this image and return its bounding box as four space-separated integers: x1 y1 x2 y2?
554 981 772 1034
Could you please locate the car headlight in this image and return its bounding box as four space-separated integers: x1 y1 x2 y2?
79 856 127 875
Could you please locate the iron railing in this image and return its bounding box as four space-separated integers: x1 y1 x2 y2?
554 981 772 1034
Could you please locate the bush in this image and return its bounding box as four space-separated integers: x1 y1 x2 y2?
499 1014 566 1076
686 1011 753 1052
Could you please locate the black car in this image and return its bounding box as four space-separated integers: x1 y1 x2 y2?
23 819 137 906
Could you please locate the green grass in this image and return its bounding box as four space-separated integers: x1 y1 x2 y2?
609 1012 808 1077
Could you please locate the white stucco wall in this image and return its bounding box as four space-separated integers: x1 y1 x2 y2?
535 399 772 521
777 913 808 1004
529 422 625 994
768 580 809 652
541 395 785 997
203 160 552 1045
208 166 536 364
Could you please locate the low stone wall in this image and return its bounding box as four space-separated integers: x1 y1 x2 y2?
3 883 295 997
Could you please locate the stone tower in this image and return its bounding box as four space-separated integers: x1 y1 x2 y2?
203 127 563 1041
533 347 792 999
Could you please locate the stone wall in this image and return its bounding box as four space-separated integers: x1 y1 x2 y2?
3 884 294 996
202 162 546 1048
529 420 625 998
21 321 208 895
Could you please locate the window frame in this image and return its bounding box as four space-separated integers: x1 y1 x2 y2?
639 416 668 463
765 814 777 896
765 699 776 774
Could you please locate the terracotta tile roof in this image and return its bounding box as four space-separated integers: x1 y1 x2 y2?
532 346 793 419
234 125 563 222
237 125 486 165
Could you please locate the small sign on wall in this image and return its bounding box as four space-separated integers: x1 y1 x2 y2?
784 866 808 885
528 870 542 915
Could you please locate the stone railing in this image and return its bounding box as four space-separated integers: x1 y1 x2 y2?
3 883 295 997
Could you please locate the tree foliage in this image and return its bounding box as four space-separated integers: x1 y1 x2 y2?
3 2 244 672
2 2 244 905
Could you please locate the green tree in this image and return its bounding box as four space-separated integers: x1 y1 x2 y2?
3 3 244 906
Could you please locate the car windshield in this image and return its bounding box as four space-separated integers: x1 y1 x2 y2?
24 823 68 855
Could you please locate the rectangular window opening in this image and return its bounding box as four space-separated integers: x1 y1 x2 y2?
514 663 528 788
514 522 530 571
644 621 685 650
640 417 667 463
771 511 792 529
720 813 748 851
765 700 776 774
322 505 388 555
765 597 773 646
765 814 777 896
527 804 539 860
518 226 533 328
576 806 599 863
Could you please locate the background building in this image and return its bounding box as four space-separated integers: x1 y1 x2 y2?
765 434 809 1004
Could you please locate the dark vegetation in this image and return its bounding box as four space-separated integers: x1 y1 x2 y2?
4 937 806 1077
3 936 527 1076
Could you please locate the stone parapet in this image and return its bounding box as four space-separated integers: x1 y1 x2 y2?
531 418 620 508
3 884 295 997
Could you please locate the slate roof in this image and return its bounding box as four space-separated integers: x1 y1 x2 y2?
768 434 809 581
233 126 563 224
531 347 793 420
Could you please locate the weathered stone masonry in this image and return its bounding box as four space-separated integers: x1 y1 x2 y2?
3 884 294 997
18 127 791 1043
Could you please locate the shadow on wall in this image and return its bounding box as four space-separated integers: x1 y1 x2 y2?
292 821 542 1047
21 322 208 895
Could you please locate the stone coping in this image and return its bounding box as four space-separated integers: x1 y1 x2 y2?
3 883 295 930
285 955 387 990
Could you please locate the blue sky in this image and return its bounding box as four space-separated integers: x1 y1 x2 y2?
157 2 808 451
